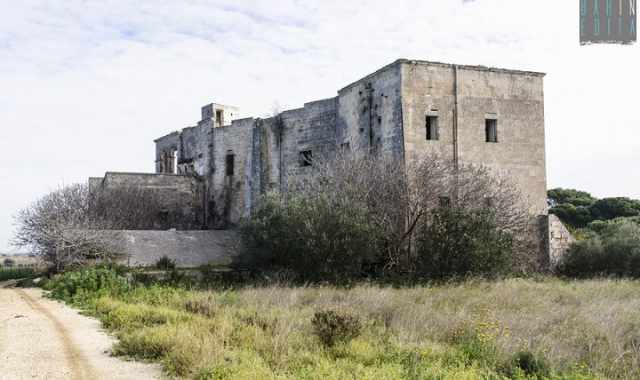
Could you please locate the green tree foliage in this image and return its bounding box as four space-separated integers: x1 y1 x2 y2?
590 197 640 221
558 221 640 278
548 188 640 229
548 188 596 207
45 266 130 304
549 203 593 228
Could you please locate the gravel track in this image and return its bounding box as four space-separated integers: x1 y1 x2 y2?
0 287 161 380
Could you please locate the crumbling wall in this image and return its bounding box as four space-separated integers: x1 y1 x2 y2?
548 214 575 268
154 132 180 174
278 98 338 192
177 124 210 176
211 118 256 226
337 62 404 159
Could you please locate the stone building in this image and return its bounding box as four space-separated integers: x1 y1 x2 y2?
153 59 547 226
93 59 561 265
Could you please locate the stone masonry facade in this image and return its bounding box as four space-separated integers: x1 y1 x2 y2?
93 59 570 265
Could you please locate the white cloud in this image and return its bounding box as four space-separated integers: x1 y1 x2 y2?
1 0 639 251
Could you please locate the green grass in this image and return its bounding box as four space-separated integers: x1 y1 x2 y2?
47 272 640 379
0 267 35 281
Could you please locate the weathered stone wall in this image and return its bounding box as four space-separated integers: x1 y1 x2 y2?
100 230 240 268
211 118 256 225
337 62 404 159
278 98 338 190
401 60 547 216
548 214 575 268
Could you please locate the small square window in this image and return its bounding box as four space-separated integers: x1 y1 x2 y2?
426 116 439 141
300 150 313 167
225 154 235 176
485 119 498 143
439 196 451 208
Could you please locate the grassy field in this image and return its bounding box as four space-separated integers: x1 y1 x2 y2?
49 274 640 379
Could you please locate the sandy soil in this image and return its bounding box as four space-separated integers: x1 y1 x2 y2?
0 287 162 380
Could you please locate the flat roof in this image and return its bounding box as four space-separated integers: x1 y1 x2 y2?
339 58 545 92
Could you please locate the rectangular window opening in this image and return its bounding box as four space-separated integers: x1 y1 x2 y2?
426 116 439 141
439 196 451 208
216 110 224 126
225 154 235 176
300 150 313 167
340 142 350 151
485 119 498 143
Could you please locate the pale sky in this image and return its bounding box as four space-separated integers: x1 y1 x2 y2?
1 1 639 252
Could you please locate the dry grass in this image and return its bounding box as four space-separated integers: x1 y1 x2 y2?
73 278 640 379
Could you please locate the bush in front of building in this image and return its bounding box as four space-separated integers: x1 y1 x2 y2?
240 193 381 283
415 207 514 279
241 153 533 283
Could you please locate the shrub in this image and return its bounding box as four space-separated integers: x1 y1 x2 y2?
311 309 362 347
0 267 35 281
415 207 514 279
155 256 176 270
559 220 640 278
240 193 380 283
241 153 530 283
510 350 550 377
46 267 130 303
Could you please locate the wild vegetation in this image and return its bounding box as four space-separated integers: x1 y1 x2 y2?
549 188 640 278
15 158 640 379
548 188 640 231
44 267 640 380
0 267 35 281
241 153 537 283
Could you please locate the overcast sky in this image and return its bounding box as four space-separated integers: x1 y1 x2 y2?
1 0 638 252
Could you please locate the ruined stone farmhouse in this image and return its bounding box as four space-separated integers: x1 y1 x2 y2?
92 59 562 266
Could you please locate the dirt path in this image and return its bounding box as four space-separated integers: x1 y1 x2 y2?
0 288 162 380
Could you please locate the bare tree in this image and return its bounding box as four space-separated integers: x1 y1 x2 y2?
13 183 171 270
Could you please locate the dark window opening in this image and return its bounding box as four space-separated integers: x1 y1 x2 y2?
159 210 169 224
300 150 313 167
216 110 224 126
340 142 350 150
225 154 235 176
485 119 498 143
426 116 439 141
439 196 451 208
